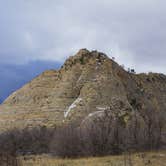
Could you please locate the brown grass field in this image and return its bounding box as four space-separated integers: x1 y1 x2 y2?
19 151 166 166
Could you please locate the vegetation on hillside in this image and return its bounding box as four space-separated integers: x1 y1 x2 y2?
0 108 165 159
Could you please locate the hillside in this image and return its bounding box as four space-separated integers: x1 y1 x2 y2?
0 49 166 130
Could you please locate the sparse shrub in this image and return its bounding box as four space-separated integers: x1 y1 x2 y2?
0 153 21 166
80 56 85 64
0 127 55 155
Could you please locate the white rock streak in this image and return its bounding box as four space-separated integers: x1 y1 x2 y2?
96 106 108 111
88 111 104 117
81 110 105 124
64 98 82 118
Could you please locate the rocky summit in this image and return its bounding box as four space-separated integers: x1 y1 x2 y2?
0 49 166 131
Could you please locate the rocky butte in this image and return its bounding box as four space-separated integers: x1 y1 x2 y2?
0 49 166 131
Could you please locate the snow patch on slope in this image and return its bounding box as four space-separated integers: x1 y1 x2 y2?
64 97 82 118
88 110 104 117
96 106 109 111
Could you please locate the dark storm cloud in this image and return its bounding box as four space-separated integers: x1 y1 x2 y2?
0 0 166 72
0 60 61 103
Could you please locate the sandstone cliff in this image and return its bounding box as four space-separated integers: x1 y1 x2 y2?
0 49 165 130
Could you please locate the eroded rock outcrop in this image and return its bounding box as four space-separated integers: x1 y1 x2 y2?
0 49 166 130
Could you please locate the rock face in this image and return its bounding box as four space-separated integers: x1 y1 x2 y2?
0 49 166 130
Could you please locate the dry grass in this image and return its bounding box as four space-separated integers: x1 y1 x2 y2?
19 151 166 166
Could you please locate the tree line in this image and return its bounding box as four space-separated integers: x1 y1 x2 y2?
0 107 165 160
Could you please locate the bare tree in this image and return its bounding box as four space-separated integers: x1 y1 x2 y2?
50 123 83 158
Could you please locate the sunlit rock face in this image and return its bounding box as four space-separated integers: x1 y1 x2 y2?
0 49 166 131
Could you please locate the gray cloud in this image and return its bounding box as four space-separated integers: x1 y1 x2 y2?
0 0 166 73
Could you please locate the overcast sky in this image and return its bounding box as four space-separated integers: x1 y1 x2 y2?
0 0 166 101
